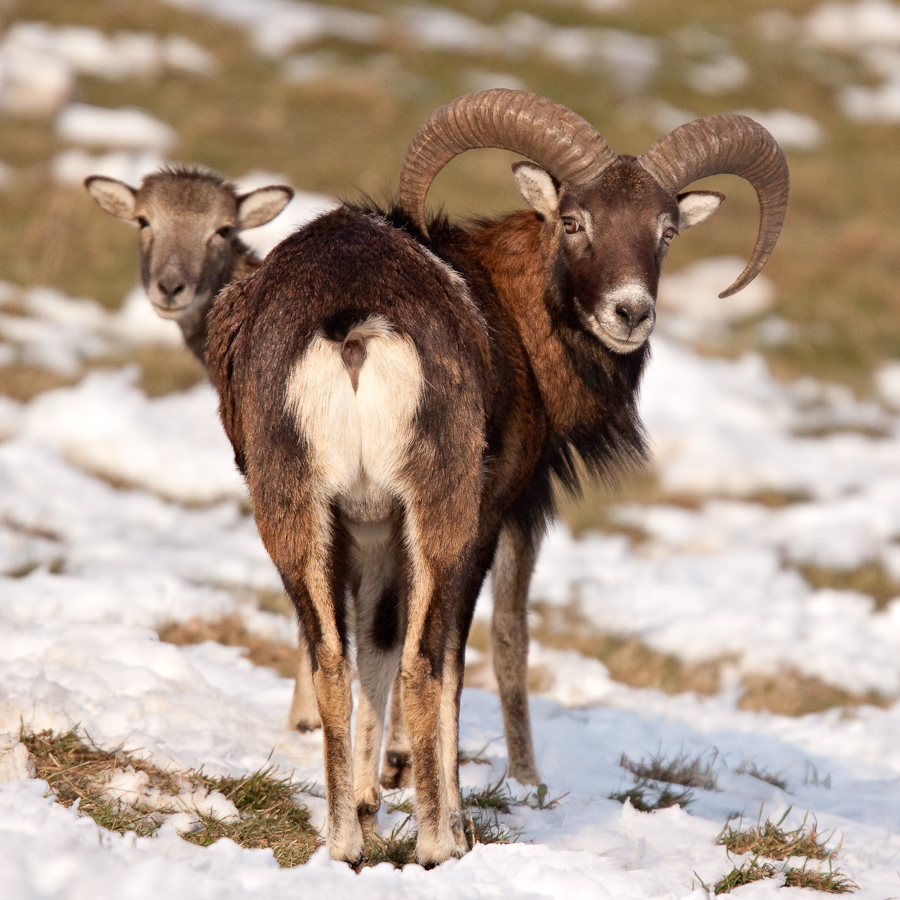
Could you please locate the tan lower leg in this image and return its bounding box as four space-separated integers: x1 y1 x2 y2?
491 526 541 786
287 633 321 731
380 674 411 788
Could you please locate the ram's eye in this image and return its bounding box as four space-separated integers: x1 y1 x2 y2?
216 225 233 239
136 216 150 229
562 217 582 234
662 226 677 245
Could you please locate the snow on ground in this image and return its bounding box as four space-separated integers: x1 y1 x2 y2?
4 1 900 894
0 21 214 116
3 246 900 896
56 103 176 152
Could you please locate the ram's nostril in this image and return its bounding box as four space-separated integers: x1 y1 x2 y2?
615 304 631 322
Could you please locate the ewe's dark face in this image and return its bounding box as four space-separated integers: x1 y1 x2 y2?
514 156 723 354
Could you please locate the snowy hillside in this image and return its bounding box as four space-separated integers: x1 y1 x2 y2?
4 0 900 897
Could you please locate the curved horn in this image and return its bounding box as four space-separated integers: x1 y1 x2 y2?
398 89 618 236
638 114 789 298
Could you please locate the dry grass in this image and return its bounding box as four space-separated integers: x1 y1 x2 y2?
0 363 76 401
783 865 858 893
718 816 838 861
20 726 321 865
734 760 788 792
127 345 206 397
799 562 900 613
739 669 890 716
157 613 299 680
610 750 723 812
714 859 778 894
158 607 893 719
620 750 719 790
365 778 521 869
532 603 722 697
715 812 857 895
609 784 693 812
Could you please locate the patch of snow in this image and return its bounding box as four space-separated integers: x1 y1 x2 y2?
657 257 775 342
0 739 35 781
685 54 750 95
805 0 900 51
19 368 245 505
840 75 900 120
109 286 185 348
402 7 497 54
876 360 900 408
56 104 176 152
0 22 215 117
53 148 167 187
0 26 73 115
739 108 824 151
161 35 218 77
163 0 383 56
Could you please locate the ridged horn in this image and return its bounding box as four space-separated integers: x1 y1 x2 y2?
398 89 618 236
638 114 789 297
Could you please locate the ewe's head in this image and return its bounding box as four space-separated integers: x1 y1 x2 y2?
399 90 789 355
85 167 292 321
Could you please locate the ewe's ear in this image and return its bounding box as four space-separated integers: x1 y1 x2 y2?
513 162 560 220
84 175 138 222
677 190 725 230
237 185 294 230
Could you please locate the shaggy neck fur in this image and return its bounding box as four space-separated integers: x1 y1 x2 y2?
186 238 261 363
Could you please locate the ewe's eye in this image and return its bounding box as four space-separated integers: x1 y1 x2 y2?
216 225 233 239
662 226 677 246
136 216 150 229
562 217 582 234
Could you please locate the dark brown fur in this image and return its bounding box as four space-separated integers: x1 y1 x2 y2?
205 168 656 861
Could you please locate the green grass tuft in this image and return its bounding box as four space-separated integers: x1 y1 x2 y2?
620 751 719 790
718 811 838 862
715 810 856 895
609 784 693 812
715 858 778 894
19 726 321 865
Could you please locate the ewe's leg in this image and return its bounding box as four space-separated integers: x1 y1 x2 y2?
380 674 411 789
287 633 321 732
491 525 541 786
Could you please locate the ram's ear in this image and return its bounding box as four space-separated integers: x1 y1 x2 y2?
237 185 294 230
677 190 725 230
84 175 138 222
513 161 560 220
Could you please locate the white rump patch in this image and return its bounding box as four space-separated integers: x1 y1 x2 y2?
284 316 423 518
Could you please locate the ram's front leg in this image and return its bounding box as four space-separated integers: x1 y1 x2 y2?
491 524 541 786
